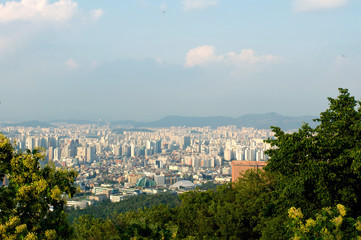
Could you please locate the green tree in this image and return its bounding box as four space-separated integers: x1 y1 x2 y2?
72 215 118 240
72 205 178 240
287 204 361 239
0 134 78 239
172 170 278 239
263 88 361 237
113 205 178 239
67 192 180 223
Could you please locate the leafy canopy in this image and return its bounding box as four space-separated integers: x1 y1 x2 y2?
0 134 78 240
265 88 361 216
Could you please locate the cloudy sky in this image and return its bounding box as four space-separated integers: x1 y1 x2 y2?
0 0 360 121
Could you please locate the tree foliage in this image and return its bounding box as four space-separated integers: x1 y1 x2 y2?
67 192 181 223
265 88 361 218
287 204 361 239
0 134 78 240
71 170 277 239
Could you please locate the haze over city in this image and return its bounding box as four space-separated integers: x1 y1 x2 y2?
0 0 360 121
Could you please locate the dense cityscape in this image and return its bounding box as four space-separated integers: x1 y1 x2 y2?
1 122 273 209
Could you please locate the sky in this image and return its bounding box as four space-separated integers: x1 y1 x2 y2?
0 0 360 121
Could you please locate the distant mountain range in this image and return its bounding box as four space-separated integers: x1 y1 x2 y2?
0 113 318 130
112 112 317 130
1 121 54 128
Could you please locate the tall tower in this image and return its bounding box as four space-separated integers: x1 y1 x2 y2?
48 147 54 161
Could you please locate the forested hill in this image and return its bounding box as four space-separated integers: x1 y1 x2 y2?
67 192 180 223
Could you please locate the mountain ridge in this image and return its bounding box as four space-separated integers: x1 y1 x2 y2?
112 112 317 130
0 113 317 130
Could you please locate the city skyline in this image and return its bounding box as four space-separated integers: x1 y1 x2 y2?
1 0 361 121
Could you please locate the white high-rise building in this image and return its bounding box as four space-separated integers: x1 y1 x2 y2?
25 137 34 151
154 175 165 186
54 148 60 161
224 148 232 161
112 145 122 156
236 148 244 160
131 144 136 157
245 148 256 161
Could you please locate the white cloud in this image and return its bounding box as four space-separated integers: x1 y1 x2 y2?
293 0 348 12
90 8 104 21
182 0 218 12
185 45 220 67
226 49 281 64
185 45 281 68
0 0 79 23
64 58 78 69
0 1 103 57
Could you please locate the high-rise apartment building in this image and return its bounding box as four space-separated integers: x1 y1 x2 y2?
154 175 165 186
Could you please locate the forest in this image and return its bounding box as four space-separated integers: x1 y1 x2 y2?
1 88 361 239
66 192 181 223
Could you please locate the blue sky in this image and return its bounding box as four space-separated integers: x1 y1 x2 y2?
0 0 360 121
